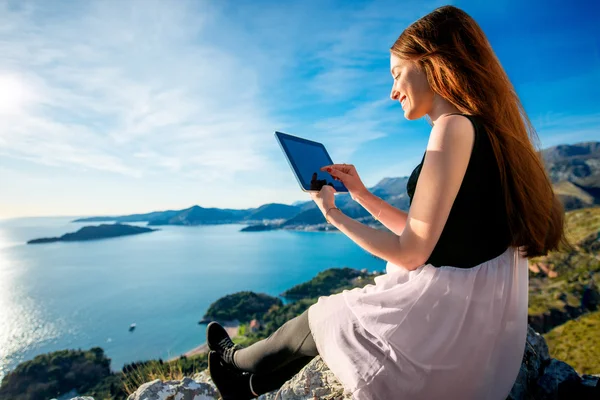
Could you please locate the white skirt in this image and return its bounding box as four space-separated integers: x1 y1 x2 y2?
307 246 529 400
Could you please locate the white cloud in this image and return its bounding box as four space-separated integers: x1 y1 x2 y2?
0 0 280 185
3 0 528 217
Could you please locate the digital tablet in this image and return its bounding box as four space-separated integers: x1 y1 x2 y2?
275 131 348 193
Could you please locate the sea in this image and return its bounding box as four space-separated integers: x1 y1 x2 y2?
0 217 387 382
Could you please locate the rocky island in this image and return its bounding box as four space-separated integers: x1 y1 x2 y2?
27 223 157 244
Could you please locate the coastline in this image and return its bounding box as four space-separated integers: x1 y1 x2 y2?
168 323 239 362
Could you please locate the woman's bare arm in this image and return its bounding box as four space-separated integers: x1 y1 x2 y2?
353 191 408 236
325 114 475 271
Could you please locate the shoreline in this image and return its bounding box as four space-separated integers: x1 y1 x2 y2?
167 322 239 362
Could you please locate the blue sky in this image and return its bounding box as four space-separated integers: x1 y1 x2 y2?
0 0 598 219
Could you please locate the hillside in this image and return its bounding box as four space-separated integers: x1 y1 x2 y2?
543 310 600 375
541 141 600 210
528 207 600 333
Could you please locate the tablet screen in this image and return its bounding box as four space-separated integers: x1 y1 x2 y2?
276 131 348 192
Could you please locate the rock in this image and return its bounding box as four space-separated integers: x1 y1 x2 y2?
264 357 351 400
506 327 600 400
121 325 599 400
506 326 551 399
126 376 217 400
581 373 600 388
192 357 351 399
535 359 582 399
193 368 278 399
64 398 94 400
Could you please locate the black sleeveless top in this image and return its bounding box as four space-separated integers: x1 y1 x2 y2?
406 113 511 268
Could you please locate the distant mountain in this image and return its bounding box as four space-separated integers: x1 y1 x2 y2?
289 176 412 212
73 210 181 223
541 141 600 165
244 203 302 221
72 203 302 226
541 141 600 210
371 177 410 198
280 207 328 228
70 141 600 229
28 223 157 244
149 205 243 226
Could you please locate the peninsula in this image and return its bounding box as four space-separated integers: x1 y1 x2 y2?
27 223 157 244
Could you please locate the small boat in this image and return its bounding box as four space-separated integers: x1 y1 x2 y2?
129 323 136 332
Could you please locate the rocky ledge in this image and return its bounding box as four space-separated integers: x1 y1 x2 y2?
68 326 599 400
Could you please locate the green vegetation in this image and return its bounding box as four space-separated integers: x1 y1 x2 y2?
5 214 600 400
234 268 381 348
0 347 122 400
281 267 377 299
120 355 207 395
0 348 208 400
202 291 283 323
233 298 319 349
564 207 600 246
527 207 600 330
544 310 600 375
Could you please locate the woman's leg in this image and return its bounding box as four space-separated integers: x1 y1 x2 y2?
233 308 319 374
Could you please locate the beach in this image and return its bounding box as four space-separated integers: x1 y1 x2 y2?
168 323 239 361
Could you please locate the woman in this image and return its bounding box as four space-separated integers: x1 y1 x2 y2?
207 5 569 399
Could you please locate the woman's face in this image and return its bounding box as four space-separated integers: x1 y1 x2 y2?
389 53 434 120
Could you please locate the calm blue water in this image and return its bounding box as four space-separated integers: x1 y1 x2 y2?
0 217 386 381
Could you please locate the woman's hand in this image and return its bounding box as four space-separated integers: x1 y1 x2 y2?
310 184 337 218
320 163 368 201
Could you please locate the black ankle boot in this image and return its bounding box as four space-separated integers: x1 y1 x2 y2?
207 321 242 368
208 351 259 400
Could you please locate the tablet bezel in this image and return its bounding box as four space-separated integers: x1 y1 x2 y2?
275 131 348 193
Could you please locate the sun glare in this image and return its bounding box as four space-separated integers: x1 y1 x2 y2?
0 74 34 114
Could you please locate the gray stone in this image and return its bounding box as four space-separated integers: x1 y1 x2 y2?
581 373 600 387
506 325 551 400
266 357 351 400
64 398 94 400
525 325 551 362
192 356 350 399
126 376 218 400
535 359 582 399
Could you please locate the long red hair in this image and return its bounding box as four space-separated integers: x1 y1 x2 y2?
390 5 570 258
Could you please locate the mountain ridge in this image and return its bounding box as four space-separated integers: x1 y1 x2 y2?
72 141 600 228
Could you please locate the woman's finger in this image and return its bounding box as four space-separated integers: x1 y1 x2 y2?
329 169 350 180
321 164 352 172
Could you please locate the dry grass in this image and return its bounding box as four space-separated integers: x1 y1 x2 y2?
121 356 206 396
544 310 600 375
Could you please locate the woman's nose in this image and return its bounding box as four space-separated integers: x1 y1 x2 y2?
390 87 400 101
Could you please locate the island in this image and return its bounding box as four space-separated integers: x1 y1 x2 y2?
27 223 157 244
239 224 280 232
199 291 283 325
